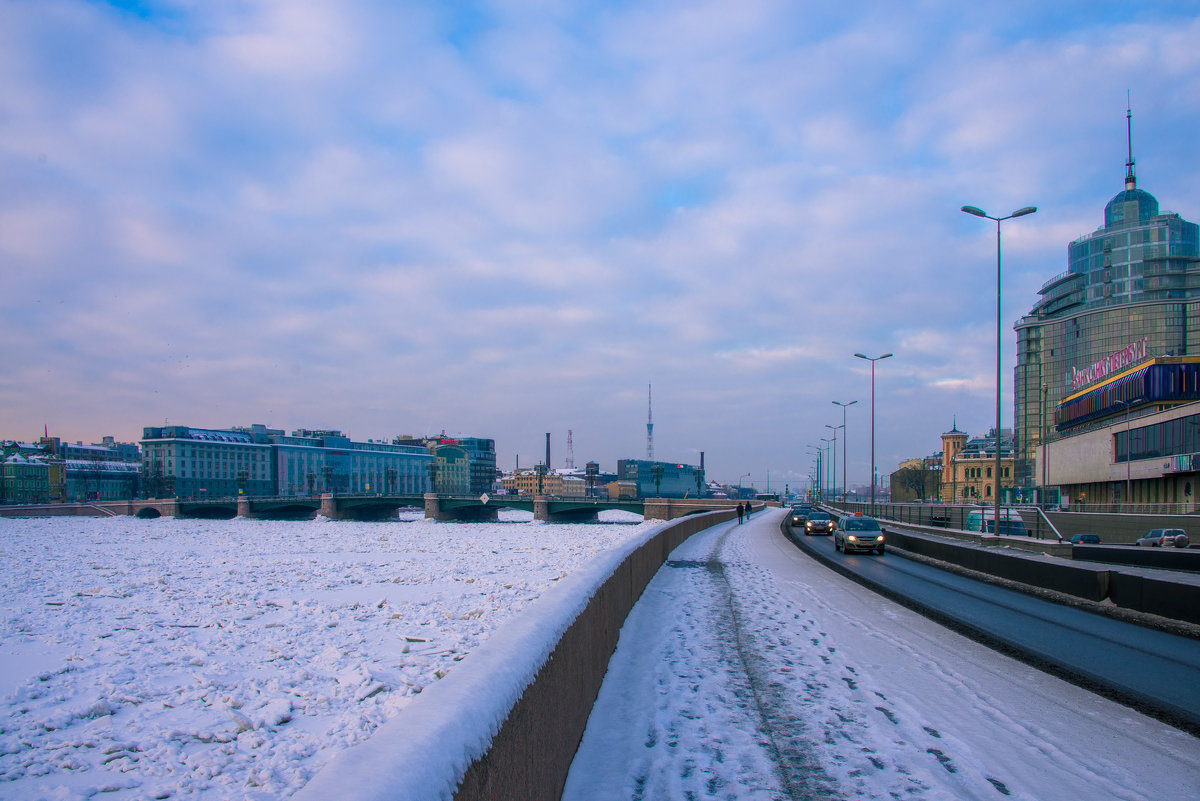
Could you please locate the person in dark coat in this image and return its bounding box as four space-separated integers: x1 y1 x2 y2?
736 502 744 524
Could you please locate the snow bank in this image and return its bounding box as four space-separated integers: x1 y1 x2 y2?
293 516 675 801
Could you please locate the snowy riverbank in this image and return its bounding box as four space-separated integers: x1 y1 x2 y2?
0 511 658 800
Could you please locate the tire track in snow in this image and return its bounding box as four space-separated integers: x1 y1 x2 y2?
702 524 841 800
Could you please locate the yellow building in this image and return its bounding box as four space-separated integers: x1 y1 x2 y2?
940 424 1014 504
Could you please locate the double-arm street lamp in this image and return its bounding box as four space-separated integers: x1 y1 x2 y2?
854 352 892 515
832 400 857 502
962 203 1037 532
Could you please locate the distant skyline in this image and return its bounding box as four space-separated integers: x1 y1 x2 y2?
3 1 1200 489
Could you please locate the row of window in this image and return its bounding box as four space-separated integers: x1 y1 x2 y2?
1114 412 1200 463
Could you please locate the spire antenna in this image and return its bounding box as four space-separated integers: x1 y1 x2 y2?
646 384 654 461
1125 92 1136 191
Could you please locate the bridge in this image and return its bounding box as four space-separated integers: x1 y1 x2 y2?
3 494 755 522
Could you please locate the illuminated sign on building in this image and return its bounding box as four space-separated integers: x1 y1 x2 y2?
1069 337 1147 391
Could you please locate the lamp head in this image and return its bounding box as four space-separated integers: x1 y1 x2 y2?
1012 206 1037 218
961 205 988 218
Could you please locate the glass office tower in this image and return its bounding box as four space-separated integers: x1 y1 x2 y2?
1014 118 1200 488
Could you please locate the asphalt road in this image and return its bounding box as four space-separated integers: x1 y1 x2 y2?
786 522 1200 735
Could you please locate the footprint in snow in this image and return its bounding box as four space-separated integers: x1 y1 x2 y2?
927 748 957 773
987 777 1012 796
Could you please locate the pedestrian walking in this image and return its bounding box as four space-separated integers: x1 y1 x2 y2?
736 502 744 524
745 502 752 519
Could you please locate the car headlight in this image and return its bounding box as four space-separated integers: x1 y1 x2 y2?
846 535 857 541
876 536 884 541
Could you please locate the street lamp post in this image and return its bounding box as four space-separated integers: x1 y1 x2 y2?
833 400 857 503
962 203 1037 533
811 443 820 501
739 472 750 499
854 352 893 516
825 423 843 506
820 437 832 502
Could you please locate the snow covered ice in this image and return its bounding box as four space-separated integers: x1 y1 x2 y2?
0 509 656 800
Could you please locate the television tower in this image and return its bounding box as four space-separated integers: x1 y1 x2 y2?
566 429 575 469
646 384 654 460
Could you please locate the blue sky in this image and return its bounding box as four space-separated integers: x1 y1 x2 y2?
3 1 1200 491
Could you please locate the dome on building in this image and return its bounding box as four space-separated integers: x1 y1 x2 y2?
1104 187 1159 228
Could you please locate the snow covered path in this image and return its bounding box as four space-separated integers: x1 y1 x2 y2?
563 508 1200 801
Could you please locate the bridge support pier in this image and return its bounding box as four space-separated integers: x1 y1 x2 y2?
320 493 343 520
424 493 443 521
236 496 252 518
643 499 672 520
534 496 550 522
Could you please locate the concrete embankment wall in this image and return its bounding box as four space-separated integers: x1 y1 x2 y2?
453 508 736 801
295 506 739 801
878 524 1200 626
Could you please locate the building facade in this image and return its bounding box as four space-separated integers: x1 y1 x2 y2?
141 424 433 499
1 450 62 504
1042 357 1200 507
938 427 1014 504
273 429 431 497
616 459 704 499
1014 115 1200 489
142 425 278 499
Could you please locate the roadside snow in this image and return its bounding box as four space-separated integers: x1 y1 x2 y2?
0 510 657 800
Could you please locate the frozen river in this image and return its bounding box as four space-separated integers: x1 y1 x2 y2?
0 510 656 800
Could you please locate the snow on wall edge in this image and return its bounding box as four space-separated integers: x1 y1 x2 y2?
291 519 672 801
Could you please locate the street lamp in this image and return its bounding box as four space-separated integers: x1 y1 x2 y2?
806 447 821 503
825 423 843 506
962 203 1037 533
739 472 750 498
832 399 857 503
854 352 893 515
820 437 832 501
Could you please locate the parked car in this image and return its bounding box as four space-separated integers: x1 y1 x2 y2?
789 506 811 528
1135 529 1190 548
804 511 834 535
834 515 885 555
1068 533 1102 545
965 508 1028 537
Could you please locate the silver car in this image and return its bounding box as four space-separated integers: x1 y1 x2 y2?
1135 528 1190 548
834 515 885 555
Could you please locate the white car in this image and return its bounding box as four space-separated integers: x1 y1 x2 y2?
834 515 885 555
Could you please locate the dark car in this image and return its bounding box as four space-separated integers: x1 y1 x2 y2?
789 506 811 528
804 511 833 535
1136 529 1190 548
834 515 885 555
1068 533 1102 545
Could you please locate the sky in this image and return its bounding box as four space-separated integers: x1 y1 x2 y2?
3 1 1200 490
